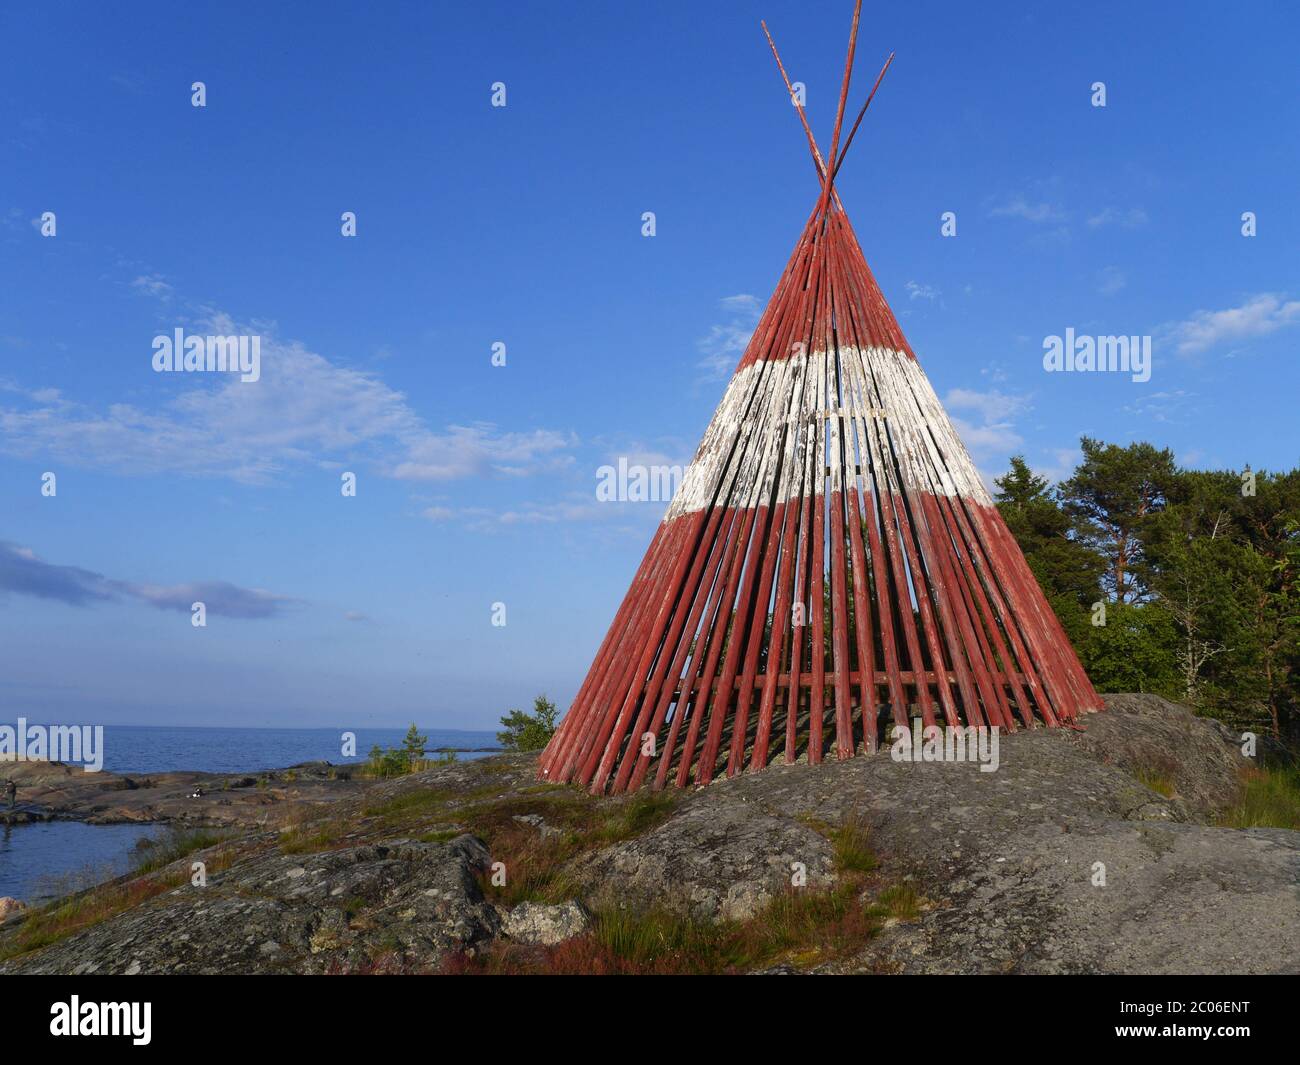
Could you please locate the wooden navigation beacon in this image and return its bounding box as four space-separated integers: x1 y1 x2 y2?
540 2 1103 794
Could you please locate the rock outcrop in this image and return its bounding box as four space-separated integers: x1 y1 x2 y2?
569 794 837 921
2 694 1296 975
0 760 365 828
6 835 501 975
502 901 590 946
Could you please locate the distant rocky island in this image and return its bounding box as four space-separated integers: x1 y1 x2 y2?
2 694 1297 975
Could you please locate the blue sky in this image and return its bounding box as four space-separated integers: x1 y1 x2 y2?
2 0 1297 728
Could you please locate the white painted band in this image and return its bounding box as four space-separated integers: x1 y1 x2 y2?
664 346 991 522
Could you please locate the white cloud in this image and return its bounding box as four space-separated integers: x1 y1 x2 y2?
1166 293 1300 355
392 425 574 481
1087 206 1149 229
905 280 939 302
422 497 646 531
951 417 1023 456
1122 388 1195 423
0 379 60 403
944 388 1032 489
130 274 173 300
718 294 761 313
0 312 576 484
979 361 1010 384
943 387 1030 424
987 196 1064 224
1096 265 1127 296
1035 446 1082 485
420 443 691 532
697 294 761 381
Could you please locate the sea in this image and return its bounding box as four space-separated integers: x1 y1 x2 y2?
0 725 500 904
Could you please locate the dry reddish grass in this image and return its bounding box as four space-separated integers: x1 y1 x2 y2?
444 877 905 975
1 873 183 961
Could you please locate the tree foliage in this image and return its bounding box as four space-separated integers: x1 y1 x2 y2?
401 723 428 762
994 456 1105 645
996 445 1300 742
1056 437 1177 604
365 723 430 778
498 694 559 751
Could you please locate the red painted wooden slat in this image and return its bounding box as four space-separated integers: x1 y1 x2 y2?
538 5 1103 791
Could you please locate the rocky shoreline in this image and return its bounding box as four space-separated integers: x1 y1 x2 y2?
0 759 368 828
1 694 1297 975
0 750 500 828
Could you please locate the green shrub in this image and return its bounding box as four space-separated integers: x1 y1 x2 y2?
498 695 559 752
131 827 232 875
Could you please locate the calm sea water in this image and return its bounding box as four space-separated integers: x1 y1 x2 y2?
0 822 165 903
0 724 501 904
93 725 500 775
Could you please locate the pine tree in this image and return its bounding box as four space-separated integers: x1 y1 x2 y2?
1058 437 1177 604
400 723 428 766
996 447 1299 742
994 455 1105 644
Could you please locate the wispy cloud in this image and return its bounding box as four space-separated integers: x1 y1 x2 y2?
109 72 146 93
422 440 690 532
1 207 29 233
987 195 1064 224
944 387 1031 487
1165 293 1300 355
0 312 577 484
697 294 760 382
1096 265 1127 296
130 274 174 301
422 484 677 531
1036 446 1083 485
423 498 623 530
905 280 939 302
392 425 575 481
718 294 761 313
1122 388 1195 424
979 361 1010 385
1087 206 1149 229
0 541 296 618
944 387 1030 425
986 189 1071 247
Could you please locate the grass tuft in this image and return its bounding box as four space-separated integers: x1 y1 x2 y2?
1134 767 1177 798
595 791 678 844
829 820 877 874
1219 765 1300 830
131 827 234 875
279 819 349 855
874 883 920 921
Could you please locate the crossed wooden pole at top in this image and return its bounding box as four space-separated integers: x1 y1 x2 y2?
761 0 895 216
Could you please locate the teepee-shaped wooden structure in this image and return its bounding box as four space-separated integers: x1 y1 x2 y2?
540 3 1102 794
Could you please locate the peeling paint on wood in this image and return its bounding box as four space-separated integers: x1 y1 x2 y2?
537 10 1102 793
